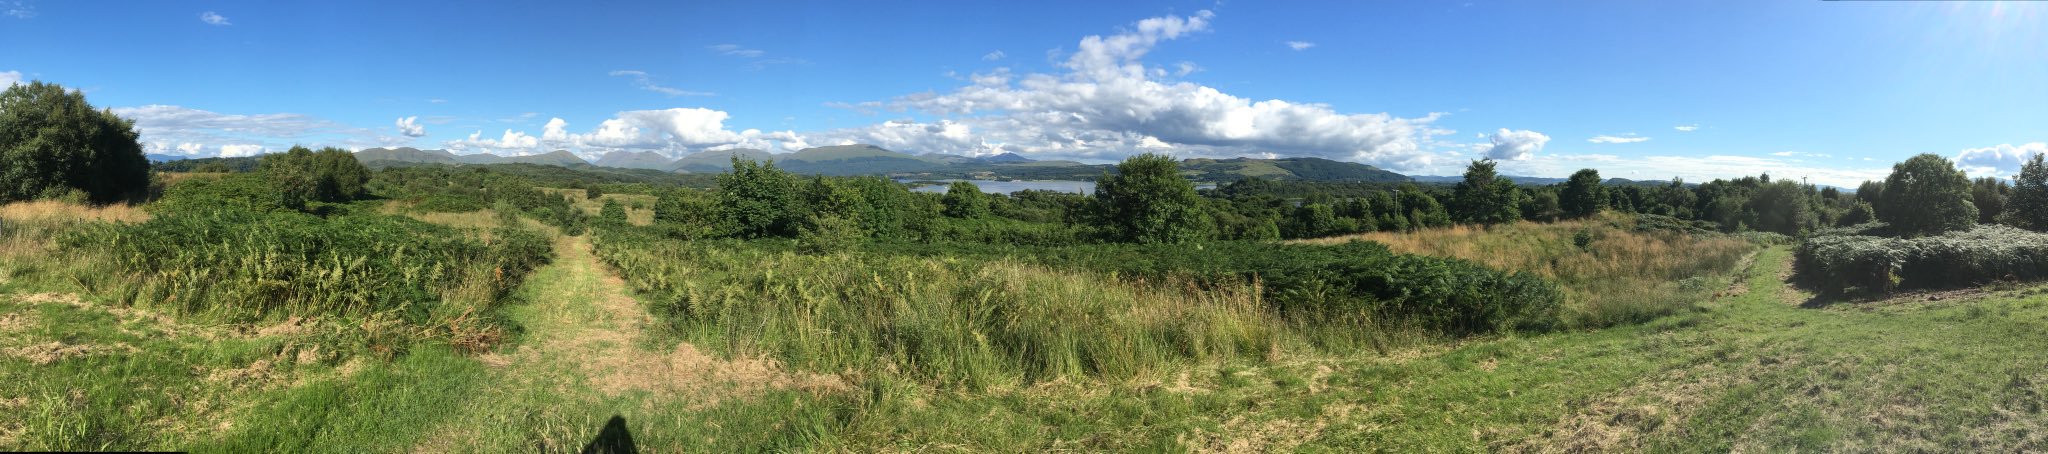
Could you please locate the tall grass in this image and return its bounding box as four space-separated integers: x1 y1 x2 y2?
591 227 1286 389
1296 212 1757 327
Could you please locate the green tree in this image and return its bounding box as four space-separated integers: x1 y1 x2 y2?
940 181 990 218
0 80 151 203
2002 154 2048 231
1972 177 2009 224
258 146 371 209
1451 159 1524 225
1290 203 1337 238
1561 169 1606 218
599 198 627 224
1093 153 1210 243
1746 180 1813 235
715 158 803 238
1876 153 1977 236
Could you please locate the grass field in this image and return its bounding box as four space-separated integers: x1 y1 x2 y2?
6 200 2047 450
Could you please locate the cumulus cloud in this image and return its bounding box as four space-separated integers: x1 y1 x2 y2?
608 70 713 97
112 104 400 156
1286 41 1315 51
1587 134 1648 144
395 116 426 137
449 108 809 159
1674 124 1699 132
1484 129 1548 161
199 11 229 26
982 50 1006 61
1956 142 2048 178
851 10 1446 169
0 70 18 87
218 144 265 157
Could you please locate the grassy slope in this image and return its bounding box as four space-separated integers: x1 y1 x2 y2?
8 199 2048 450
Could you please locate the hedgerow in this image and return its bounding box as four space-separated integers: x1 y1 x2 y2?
1796 223 2048 293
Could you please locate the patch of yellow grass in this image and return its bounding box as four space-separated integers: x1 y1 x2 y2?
0 200 150 224
539 188 657 226
1295 212 1756 327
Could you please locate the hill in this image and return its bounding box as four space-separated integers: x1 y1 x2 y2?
356 147 459 165
1178 157 1409 183
592 151 678 170
670 148 775 173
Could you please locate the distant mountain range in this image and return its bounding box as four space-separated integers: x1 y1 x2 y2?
150 144 1482 184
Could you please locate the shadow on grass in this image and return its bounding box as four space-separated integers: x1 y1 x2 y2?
580 415 637 454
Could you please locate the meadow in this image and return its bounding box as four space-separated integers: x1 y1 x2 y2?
6 147 2048 451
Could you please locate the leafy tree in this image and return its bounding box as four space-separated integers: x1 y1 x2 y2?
1837 201 1875 226
0 80 151 203
1746 180 1813 235
258 146 371 209
1400 190 1452 229
599 198 628 224
2003 154 2048 231
1451 159 1524 225
1290 203 1337 238
1093 153 1210 243
1561 169 1606 218
1876 153 1977 236
940 180 991 218
1972 177 2009 224
715 158 803 238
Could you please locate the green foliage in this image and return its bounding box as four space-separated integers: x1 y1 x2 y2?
1796 224 2048 294
1836 201 1875 227
0 80 152 203
1289 203 1338 238
1972 177 2009 224
368 166 586 232
2002 154 2048 231
259 146 373 209
1093 153 1211 243
1451 159 1524 225
1745 180 1814 235
940 181 991 218
599 198 627 224
64 205 551 343
156 173 294 213
1876 153 1977 236
1561 169 1605 218
715 158 804 238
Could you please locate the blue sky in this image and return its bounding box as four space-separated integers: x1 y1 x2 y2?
3 0 2043 185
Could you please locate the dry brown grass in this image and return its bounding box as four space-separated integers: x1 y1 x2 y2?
1295 213 1756 327
0 200 150 224
159 172 228 185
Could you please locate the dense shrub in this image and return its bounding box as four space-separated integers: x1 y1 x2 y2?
1796 223 2048 293
65 205 551 346
0 80 152 203
875 239 1564 335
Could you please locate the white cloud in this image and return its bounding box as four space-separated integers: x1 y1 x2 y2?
1286 41 1315 51
218 144 265 157
112 104 401 156
982 50 1006 61
1955 142 2048 178
5 1 34 18
175 143 204 155
0 70 18 87
1674 124 1699 132
1588 134 1649 144
1499 153 1890 188
395 116 426 137
449 108 809 159
608 70 713 97
1769 151 1832 158
199 11 229 26
1484 128 1548 161
708 44 764 58
852 10 1446 169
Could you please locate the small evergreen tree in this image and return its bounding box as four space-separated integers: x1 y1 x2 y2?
1451 159 1524 225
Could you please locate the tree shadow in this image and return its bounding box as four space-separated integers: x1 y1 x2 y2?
580 414 637 454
